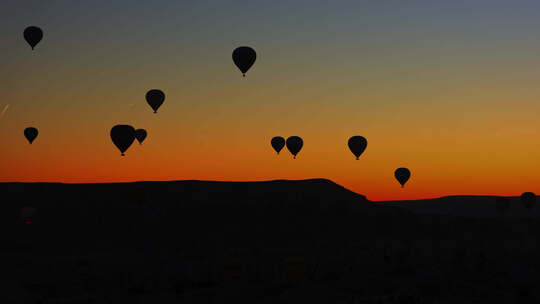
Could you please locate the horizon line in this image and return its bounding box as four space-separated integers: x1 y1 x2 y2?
0 178 527 202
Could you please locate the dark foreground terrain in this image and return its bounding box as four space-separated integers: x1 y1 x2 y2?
1 179 538 303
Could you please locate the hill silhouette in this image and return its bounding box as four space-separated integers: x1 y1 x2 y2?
379 195 539 218
2 180 539 302
1 179 389 254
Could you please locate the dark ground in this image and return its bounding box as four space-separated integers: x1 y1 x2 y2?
1 179 537 303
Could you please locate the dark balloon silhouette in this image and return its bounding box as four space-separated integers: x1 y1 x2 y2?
521 192 536 210
135 129 147 145
21 206 37 225
286 136 303 159
232 46 256 77
271 136 285 154
110 125 135 156
24 26 43 50
24 127 38 144
348 136 368 160
394 168 411 188
145 89 165 113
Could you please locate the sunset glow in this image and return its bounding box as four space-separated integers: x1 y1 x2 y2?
1 1 539 201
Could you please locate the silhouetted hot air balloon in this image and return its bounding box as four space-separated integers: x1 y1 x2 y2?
271 136 285 154
348 136 367 160
135 129 147 145
24 127 38 144
24 26 43 50
110 125 135 156
232 46 256 77
394 168 411 188
521 192 536 211
20 206 37 225
286 136 303 159
145 89 165 113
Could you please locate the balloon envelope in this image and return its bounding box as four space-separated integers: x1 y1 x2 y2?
24 127 38 144
24 26 43 50
394 168 411 188
146 89 165 113
348 136 367 160
271 136 285 154
521 192 536 210
232 46 256 76
286 136 303 159
135 129 147 144
110 125 136 156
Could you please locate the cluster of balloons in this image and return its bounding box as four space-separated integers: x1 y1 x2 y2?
22 26 258 156
271 135 411 188
271 136 303 159
348 136 411 188
108 45 257 153
18 27 533 194
110 125 148 156
108 88 162 155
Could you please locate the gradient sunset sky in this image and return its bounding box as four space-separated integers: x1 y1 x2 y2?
1 0 539 201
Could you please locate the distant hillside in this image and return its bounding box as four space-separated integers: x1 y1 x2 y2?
1 179 394 253
378 195 538 218
0 178 369 209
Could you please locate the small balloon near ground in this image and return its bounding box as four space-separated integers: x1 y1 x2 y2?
395 167 411 188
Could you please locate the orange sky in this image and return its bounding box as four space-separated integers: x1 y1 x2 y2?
1 1 539 201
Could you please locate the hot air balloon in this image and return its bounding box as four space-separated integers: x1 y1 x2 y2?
20 206 37 225
271 136 285 154
521 192 536 211
24 127 38 144
135 129 147 145
232 46 256 77
394 168 410 188
286 136 303 159
348 136 367 160
110 125 135 156
145 89 165 113
23 26 43 50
